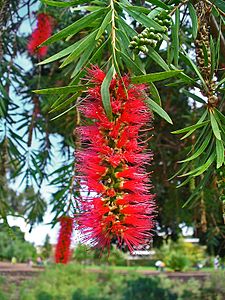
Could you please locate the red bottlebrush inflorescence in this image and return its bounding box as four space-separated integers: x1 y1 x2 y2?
76 66 155 252
27 13 53 58
55 216 74 264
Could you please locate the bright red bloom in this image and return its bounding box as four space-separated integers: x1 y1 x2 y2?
76 67 155 252
27 13 53 58
55 216 73 264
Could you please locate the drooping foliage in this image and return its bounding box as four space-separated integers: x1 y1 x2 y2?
0 0 224 254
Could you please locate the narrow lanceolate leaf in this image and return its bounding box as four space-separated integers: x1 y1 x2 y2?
211 0 225 13
41 0 87 7
216 139 224 168
38 43 79 65
215 108 225 124
172 120 210 134
146 98 173 124
179 132 212 163
34 84 92 95
180 110 208 140
59 30 97 68
40 9 105 46
95 10 112 40
131 70 182 84
119 51 144 75
180 52 207 90
172 9 179 67
193 153 216 177
145 0 170 10
149 82 161 105
101 65 114 120
180 152 216 177
121 4 163 32
210 111 221 140
188 3 198 40
147 47 170 71
216 76 225 89
182 89 206 104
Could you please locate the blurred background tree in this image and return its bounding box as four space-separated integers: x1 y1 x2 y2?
0 0 224 256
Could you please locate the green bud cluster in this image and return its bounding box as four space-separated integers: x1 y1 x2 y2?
96 34 105 48
129 10 171 54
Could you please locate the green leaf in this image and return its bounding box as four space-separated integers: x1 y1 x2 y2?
216 139 224 168
70 42 96 78
34 84 92 95
131 70 182 84
40 9 105 46
145 0 170 10
149 82 161 105
59 30 97 68
210 0 225 13
215 108 225 124
180 152 216 177
147 47 170 71
49 93 80 113
101 65 114 120
179 132 212 163
180 51 207 90
41 0 87 7
95 10 112 40
38 43 80 65
146 98 173 124
180 110 208 139
119 51 144 75
121 4 163 32
210 111 221 140
117 18 137 38
171 9 179 67
51 104 78 121
182 89 206 104
188 3 198 40
192 153 216 177
172 120 210 134
216 76 225 89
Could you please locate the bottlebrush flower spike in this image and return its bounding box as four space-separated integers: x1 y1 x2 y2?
27 13 53 58
55 216 73 264
76 67 155 252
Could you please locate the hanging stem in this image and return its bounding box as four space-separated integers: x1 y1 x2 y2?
110 0 117 76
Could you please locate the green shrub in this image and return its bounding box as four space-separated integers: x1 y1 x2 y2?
73 244 126 266
4 264 223 300
202 271 225 300
73 244 94 264
166 250 190 271
123 276 177 300
0 225 36 262
156 238 206 270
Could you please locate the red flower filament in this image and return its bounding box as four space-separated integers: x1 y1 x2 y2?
55 216 73 264
77 67 155 252
27 13 53 58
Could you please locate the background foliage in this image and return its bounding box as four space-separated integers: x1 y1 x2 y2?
0 0 224 254
1 264 223 300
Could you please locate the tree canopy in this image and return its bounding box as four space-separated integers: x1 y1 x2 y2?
0 0 224 254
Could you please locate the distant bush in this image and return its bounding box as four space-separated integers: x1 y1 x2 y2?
156 238 206 271
16 264 225 300
0 225 36 262
202 271 225 300
73 244 126 266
